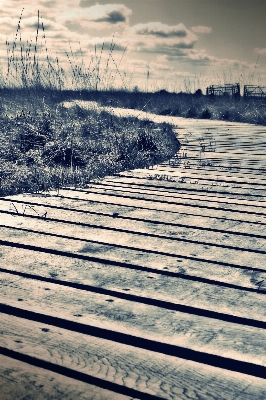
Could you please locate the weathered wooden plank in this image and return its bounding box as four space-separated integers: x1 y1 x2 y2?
87 181 266 207
0 354 129 400
57 189 266 224
3 195 266 237
5 187 266 216
115 173 266 197
102 176 266 200
1 314 266 400
91 189 265 213
115 161 266 175
1 273 266 367
1 202 265 252
83 177 265 195
0 112 265 399
179 144 266 155
0 228 265 282
103 174 266 193
153 166 266 185
1 244 266 292
175 144 266 152
81 185 266 220
0 215 265 269
93 173 266 190
76 188 266 218
1 244 266 318
138 166 266 177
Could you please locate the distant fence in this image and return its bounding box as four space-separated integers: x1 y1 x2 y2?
206 83 266 99
243 85 266 98
206 83 240 97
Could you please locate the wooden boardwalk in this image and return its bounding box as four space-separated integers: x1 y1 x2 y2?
1 117 266 399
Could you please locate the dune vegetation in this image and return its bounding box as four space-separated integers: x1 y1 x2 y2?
0 95 180 196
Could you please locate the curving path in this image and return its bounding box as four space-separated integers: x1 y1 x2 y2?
0 112 266 399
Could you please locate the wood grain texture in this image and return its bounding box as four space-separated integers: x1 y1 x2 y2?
0 354 130 400
49 190 266 224
0 217 265 269
78 185 266 214
1 246 266 319
1 199 265 253
86 185 266 214
1 244 266 292
109 175 266 199
4 194 266 235
1 314 266 400
1 273 266 367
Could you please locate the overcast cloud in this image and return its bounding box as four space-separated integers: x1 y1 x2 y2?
0 0 265 91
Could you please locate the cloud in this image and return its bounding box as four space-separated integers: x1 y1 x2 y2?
130 59 173 72
94 10 126 24
0 17 18 32
22 16 68 33
77 3 132 24
187 49 216 63
187 52 254 70
125 22 197 57
85 36 127 52
0 0 70 20
131 22 191 38
191 25 212 34
60 3 132 33
151 61 173 71
173 71 193 77
255 48 266 55
139 42 194 56
160 48 254 71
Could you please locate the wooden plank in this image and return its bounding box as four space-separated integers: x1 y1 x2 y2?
3 196 266 236
103 173 266 192
1 244 266 292
85 174 265 191
1 314 266 400
1 202 265 252
102 176 266 200
83 185 266 212
62 189 266 222
115 173 266 198
1 245 266 324
87 181 266 207
96 172 266 188
0 354 129 400
5 186 266 214
1 114 266 399
153 166 266 185
0 216 265 269
57 189 266 224
1 273 266 367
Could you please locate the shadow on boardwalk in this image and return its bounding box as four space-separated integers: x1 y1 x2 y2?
0 116 266 399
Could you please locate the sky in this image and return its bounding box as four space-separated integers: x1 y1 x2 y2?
0 0 265 92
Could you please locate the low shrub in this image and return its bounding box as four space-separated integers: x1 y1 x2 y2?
186 107 198 118
0 100 180 195
201 108 212 119
221 110 230 120
171 108 180 116
159 108 172 116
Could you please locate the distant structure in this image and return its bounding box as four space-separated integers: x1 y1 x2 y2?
243 85 266 98
206 83 240 98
